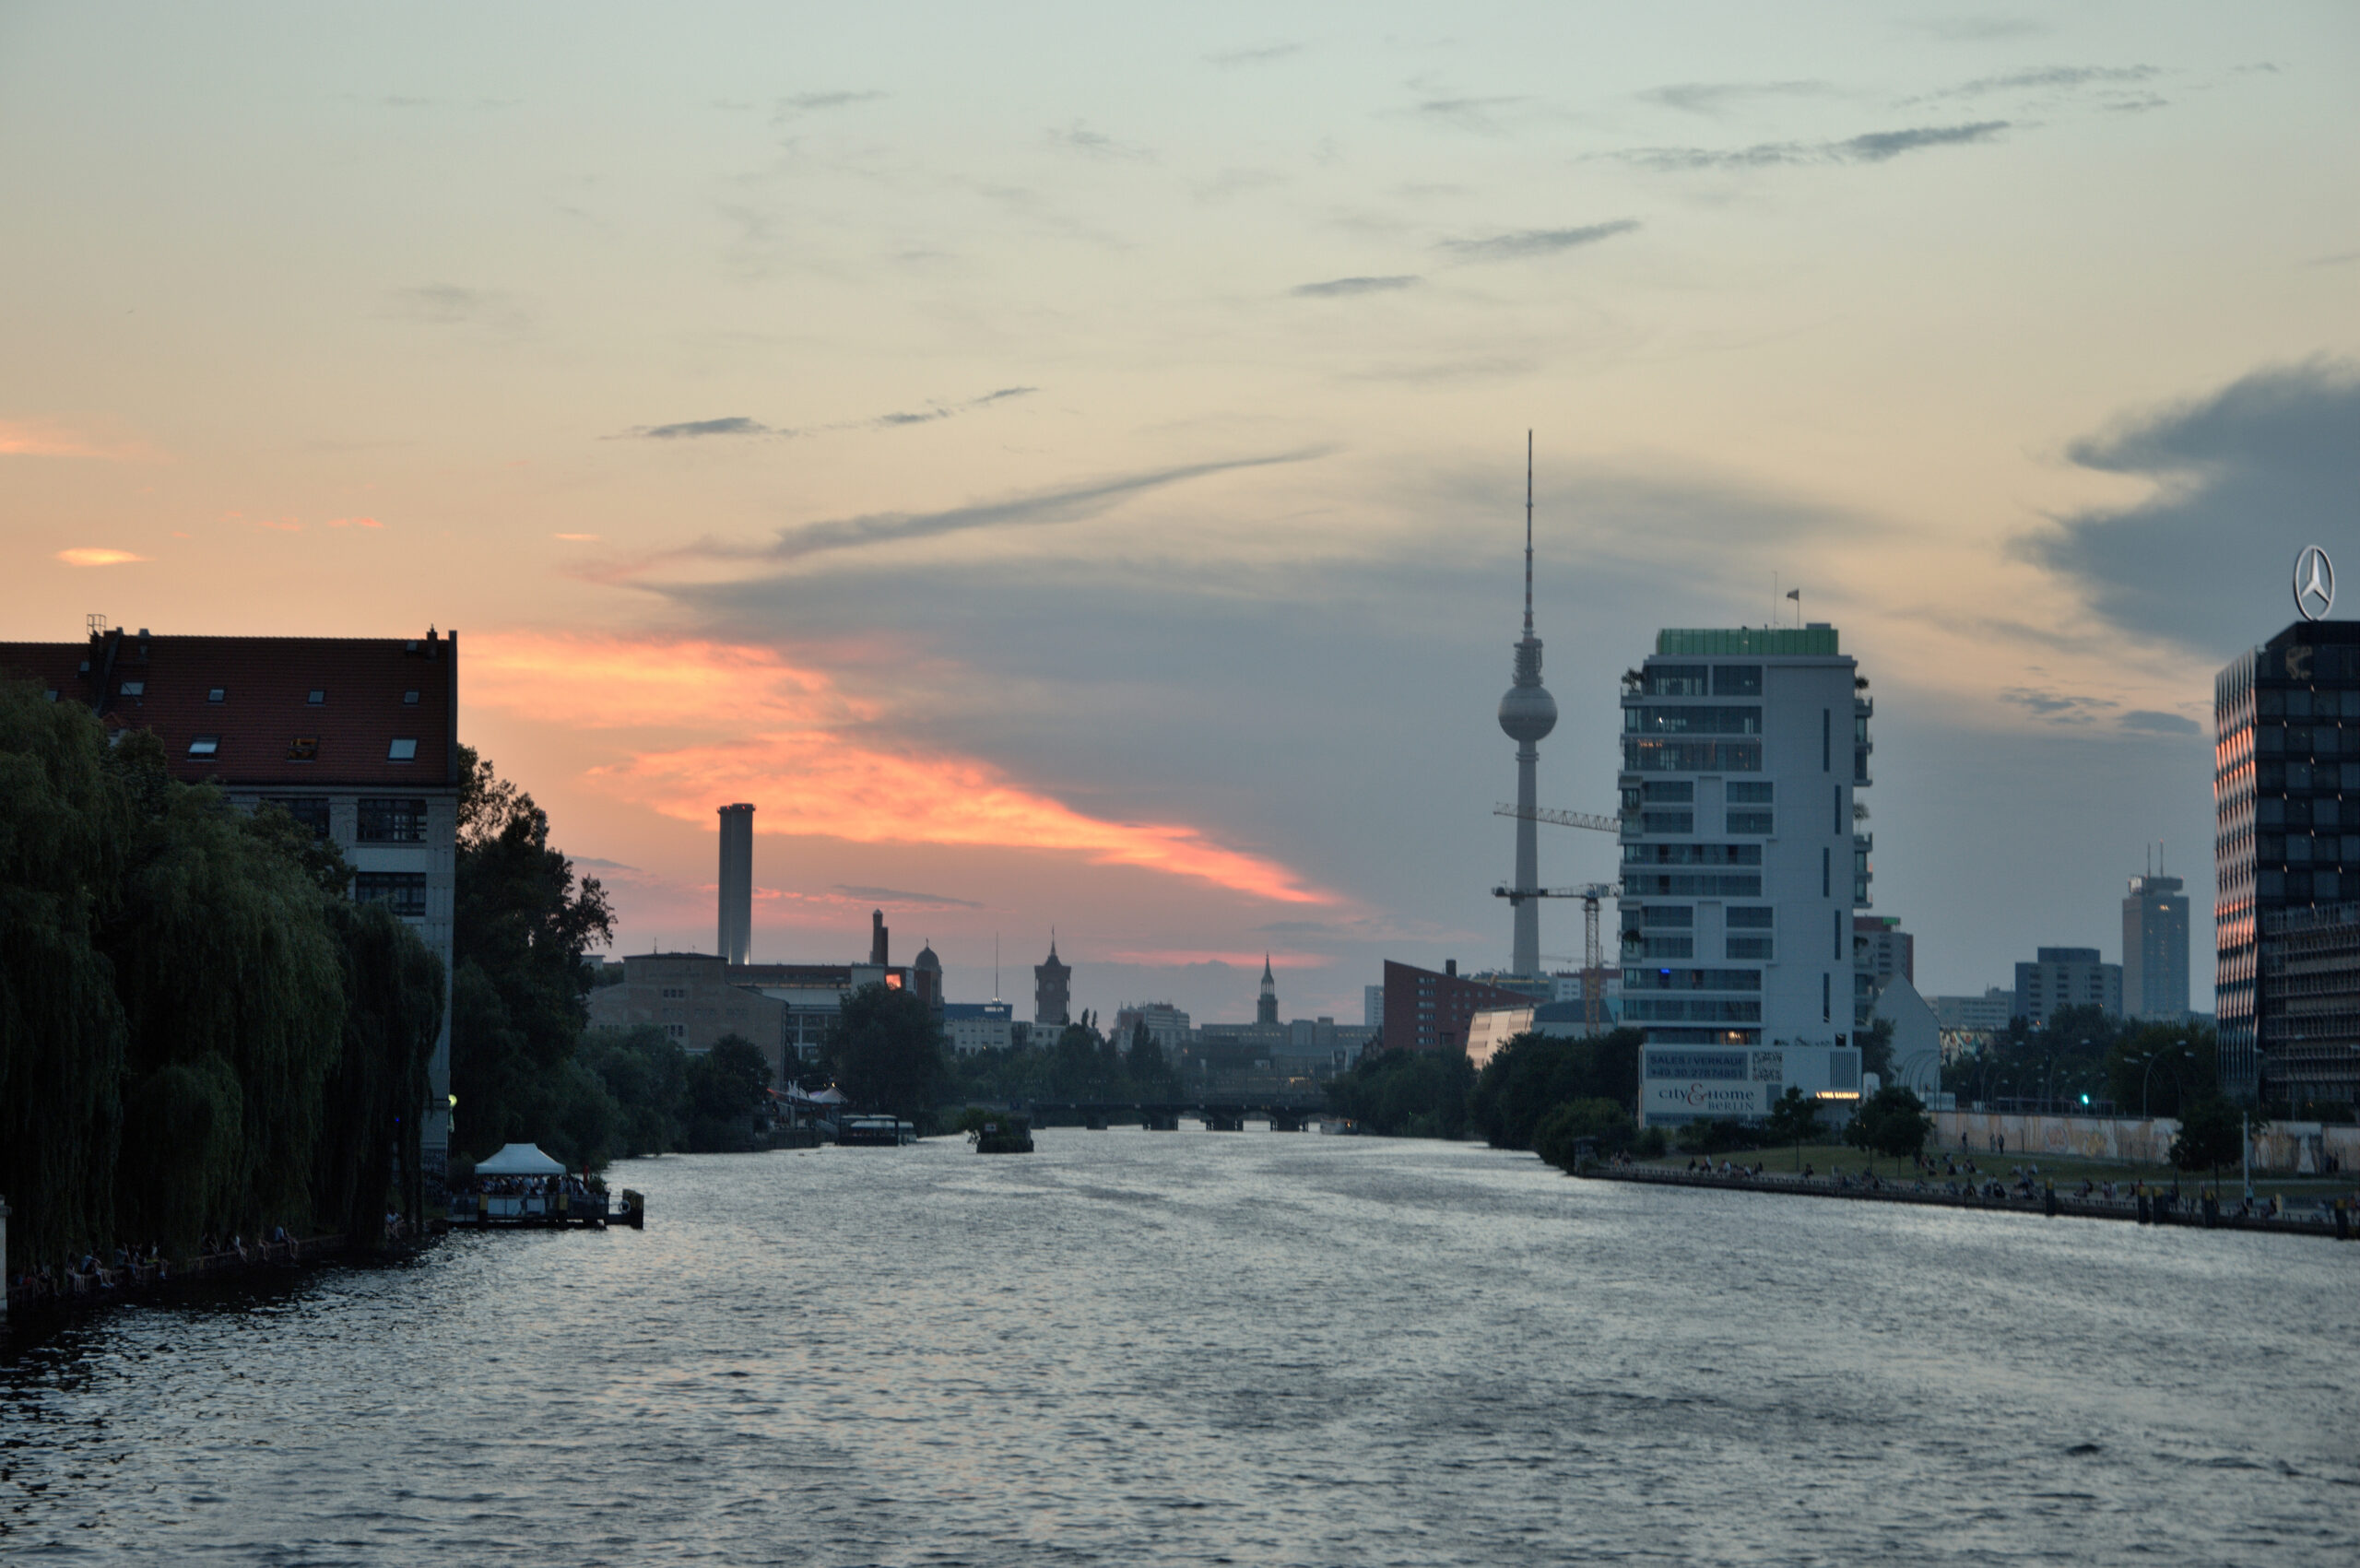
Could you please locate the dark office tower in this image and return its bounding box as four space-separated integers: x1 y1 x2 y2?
1034 937 1071 1027
2215 618 2360 1106
870 909 890 967
2123 867 2189 1021
717 803 755 965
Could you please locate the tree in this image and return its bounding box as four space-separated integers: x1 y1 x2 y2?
2170 1094 2245 1180
448 747 617 1165
1326 1047 1476 1138
826 982 944 1120
1125 1022 1173 1096
683 1033 773 1151
1764 1086 1823 1170
1469 1028 1643 1150
582 1025 690 1157
1859 1016 1895 1084
1845 1085 1929 1166
1532 1097 1634 1170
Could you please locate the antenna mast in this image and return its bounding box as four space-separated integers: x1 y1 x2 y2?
1524 429 1535 637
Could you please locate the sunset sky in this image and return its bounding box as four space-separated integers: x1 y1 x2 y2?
6 4 2357 1024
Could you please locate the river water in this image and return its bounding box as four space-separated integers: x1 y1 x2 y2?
4 1131 2355 1565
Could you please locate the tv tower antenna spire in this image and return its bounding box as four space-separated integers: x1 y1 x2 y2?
1493 429 1560 979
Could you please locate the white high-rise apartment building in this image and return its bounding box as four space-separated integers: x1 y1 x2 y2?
1620 626 1872 1126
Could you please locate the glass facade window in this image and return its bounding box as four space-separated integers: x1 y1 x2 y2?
1622 843 1763 867
1625 739 1763 772
1728 782 1774 804
264 796 332 837
1727 907 1775 929
1644 781 1694 803
1640 665 1707 696
1712 665 1762 696
1727 937 1775 959
1624 873 1763 897
1640 811 1694 834
353 871 428 919
357 797 430 843
1727 811 1773 834
1622 968 1763 991
1624 705 1763 735
1641 906 1694 927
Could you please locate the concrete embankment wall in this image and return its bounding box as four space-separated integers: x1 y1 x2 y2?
1934 1110 2360 1173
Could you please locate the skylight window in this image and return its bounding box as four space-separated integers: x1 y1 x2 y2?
120 680 145 696
188 736 220 757
207 687 226 702
289 737 320 761
387 737 419 761
308 690 325 705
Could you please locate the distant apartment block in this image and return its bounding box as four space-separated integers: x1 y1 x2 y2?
1380 960 1531 1056
2012 948 2123 1026
1931 989 2016 1033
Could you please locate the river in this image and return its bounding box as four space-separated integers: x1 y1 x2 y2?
4 1130 2355 1564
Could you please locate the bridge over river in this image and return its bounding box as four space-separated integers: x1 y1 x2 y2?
1020 1083 1335 1132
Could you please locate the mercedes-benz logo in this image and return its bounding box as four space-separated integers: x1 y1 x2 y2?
2294 546 2336 621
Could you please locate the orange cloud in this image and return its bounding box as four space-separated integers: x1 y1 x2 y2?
255 518 303 532
3 419 115 457
468 630 1332 906
56 547 148 567
552 532 601 541
327 515 383 528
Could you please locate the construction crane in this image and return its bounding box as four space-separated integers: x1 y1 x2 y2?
1493 801 1621 834
1488 879 1621 1032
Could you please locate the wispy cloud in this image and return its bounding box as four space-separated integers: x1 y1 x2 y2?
1942 65 2158 97
1047 121 1150 159
1206 43 1302 68
2120 710 2201 736
55 547 148 567
1292 275 1421 297
833 884 985 910
1 419 151 460
1902 16 2051 42
1620 120 2009 171
1639 80 1833 115
1439 219 1639 262
639 416 778 440
553 532 603 541
2000 685 2117 720
1402 96 1525 134
326 515 382 528
773 89 885 122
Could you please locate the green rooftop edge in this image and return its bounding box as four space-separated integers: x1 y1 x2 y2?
1656 627 1841 656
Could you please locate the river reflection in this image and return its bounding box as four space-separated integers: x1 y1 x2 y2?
5 1131 2355 1564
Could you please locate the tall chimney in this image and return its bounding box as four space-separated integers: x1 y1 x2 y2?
717 804 755 964
870 908 890 967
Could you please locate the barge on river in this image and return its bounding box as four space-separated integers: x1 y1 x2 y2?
462 1142 643 1229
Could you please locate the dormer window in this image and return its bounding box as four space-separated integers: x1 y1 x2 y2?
119 681 145 697
289 737 320 760
207 688 226 702
308 690 325 705
387 737 419 761
188 736 220 757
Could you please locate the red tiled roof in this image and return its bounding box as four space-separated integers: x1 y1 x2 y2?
0 629 460 788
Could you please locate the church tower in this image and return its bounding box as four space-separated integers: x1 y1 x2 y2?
1033 937 1071 1027
1257 954 1279 1025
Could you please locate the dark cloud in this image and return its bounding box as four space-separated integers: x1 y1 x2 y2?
774 90 885 119
834 884 984 910
627 388 1033 442
1439 219 1639 262
707 450 1331 564
1292 275 1421 298
2120 711 2202 737
1047 122 1150 159
2000 687 2117 720
638 416 777 440
2024 360 2360 656
1639 80 1833 115
1406 96 1526 133
1946 65 2157 96
1206 43 1301 68
1621 120 2008 171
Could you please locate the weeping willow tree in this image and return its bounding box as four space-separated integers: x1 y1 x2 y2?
0 683 447 1270
102 733 348 1252
0 683 130 1269
313 899 444 1249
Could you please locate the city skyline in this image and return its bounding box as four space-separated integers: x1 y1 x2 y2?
6 6 2357 1026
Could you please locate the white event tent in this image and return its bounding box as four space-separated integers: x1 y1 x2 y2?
474 1142 567 1177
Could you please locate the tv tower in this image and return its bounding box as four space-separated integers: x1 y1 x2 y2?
1496 431 1557 978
